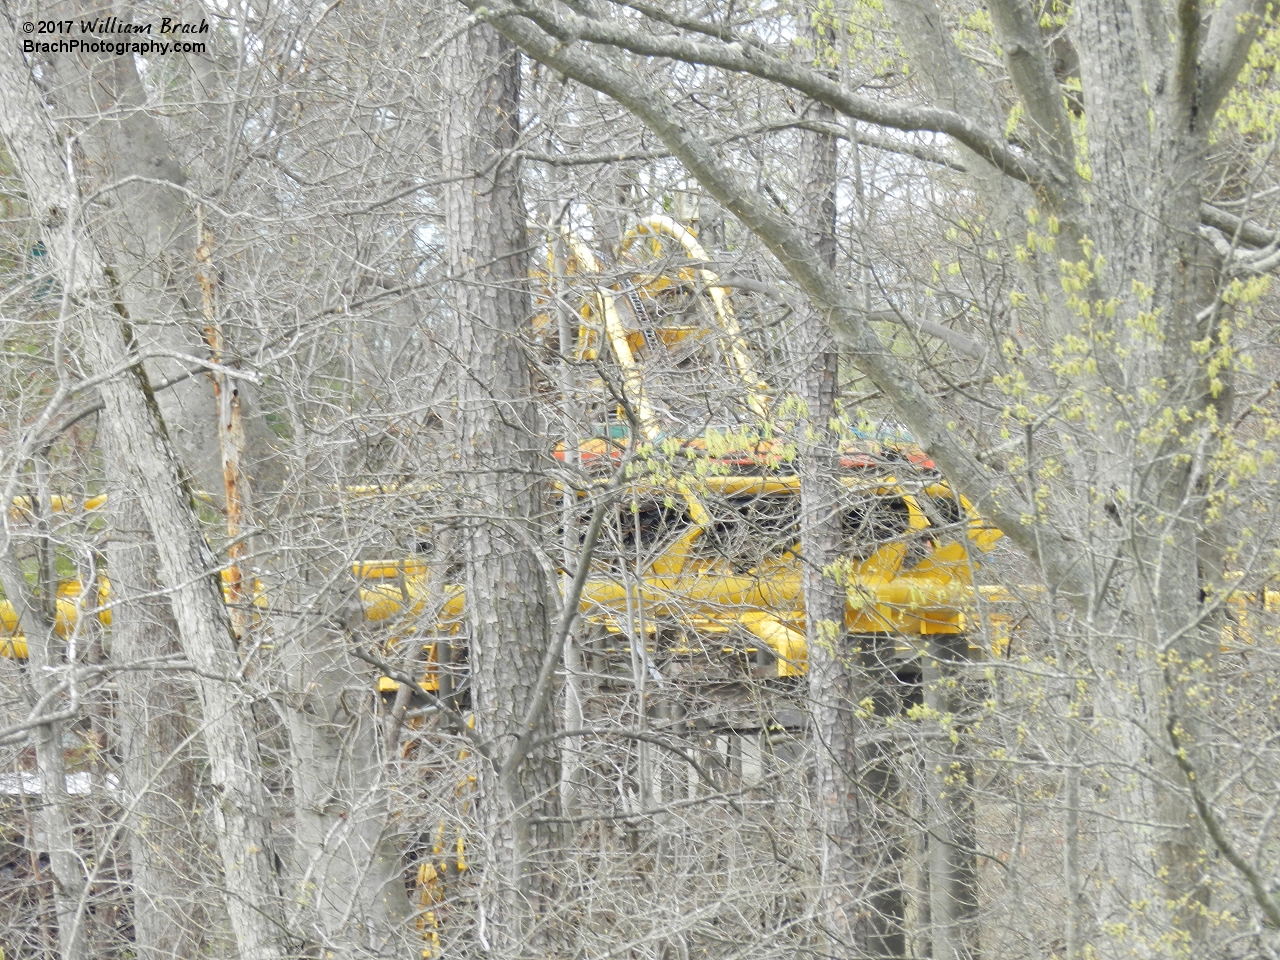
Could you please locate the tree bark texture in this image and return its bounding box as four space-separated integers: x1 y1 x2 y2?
105 473 208 960
45 8 225 496
921 635 978 960
274 560 413 951
793 101 864 958
82 311 289 960
441 22 563 954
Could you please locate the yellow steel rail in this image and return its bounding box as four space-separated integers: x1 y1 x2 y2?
0 570 260 659
619 215 769 419
361 475 1002 690
8 493 108 519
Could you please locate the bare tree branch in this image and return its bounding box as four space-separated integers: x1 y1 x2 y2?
494 0 1056 189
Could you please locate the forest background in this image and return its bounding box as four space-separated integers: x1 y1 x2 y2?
4 0 1280 959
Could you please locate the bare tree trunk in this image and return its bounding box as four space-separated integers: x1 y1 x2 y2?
28 707 88 960
274 561 413 952
205 204 412 950
922 635 977 960
43 1 284 508
105 475 207 960
792 117 860 958
442 22 563 955
793 91 904 956
43 10 225 495
81 315 289 960
550 226 588 820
